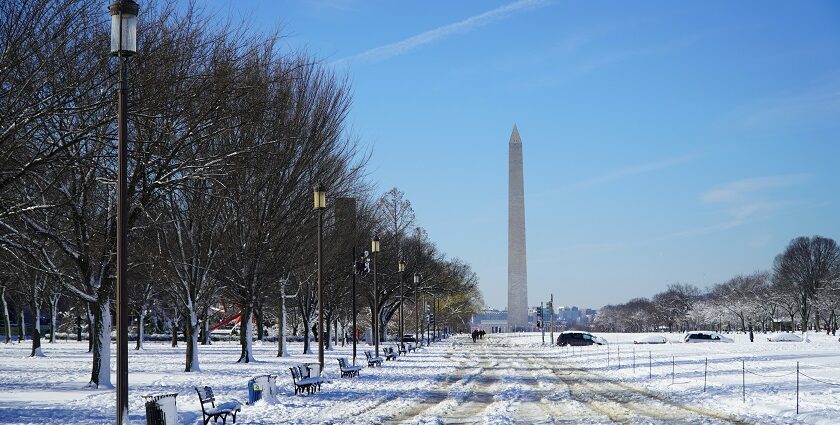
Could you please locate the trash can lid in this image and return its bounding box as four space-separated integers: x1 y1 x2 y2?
143 393 178 401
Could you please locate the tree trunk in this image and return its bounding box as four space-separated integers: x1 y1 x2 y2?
86 304 94 352
184 308 200 372
800 294 810 333
278 294 289 357
302 314 312 355
171 320 178 347
255 307 264 342
34 303 41 333
88 299 113 389
201 304 212 345
237 307 255 363
1 287 10 343
815 309 820 332
49 295 59 343
18 309 25 343
324 312 333 351
135 311 145 350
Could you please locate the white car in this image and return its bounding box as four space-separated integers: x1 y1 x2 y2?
683 331 734 343
633 334 668 344
592 335 609 345
767 333 803 342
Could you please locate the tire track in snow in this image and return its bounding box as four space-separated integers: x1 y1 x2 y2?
339 349 481 422
380 342 516 424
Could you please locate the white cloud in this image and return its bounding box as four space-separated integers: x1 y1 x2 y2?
700 174 811 204
647 174 810 244
566 153 698 190
333 0 550 65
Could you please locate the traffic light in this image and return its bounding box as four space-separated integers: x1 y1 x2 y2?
536 306 543 318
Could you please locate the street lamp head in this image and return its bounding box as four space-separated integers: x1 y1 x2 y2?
371 236 380 253
313 183 326 209
109 0 139 56
398 259 406 273
414 273 421 284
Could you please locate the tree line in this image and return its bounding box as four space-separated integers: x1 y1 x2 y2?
0 0 483 388
593 236 840 334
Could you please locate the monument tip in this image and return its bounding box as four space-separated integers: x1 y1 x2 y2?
509 124 521 144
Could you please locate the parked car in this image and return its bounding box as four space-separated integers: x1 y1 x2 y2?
767 333 803 342
556 331 607 346
401 334 417 343
633 334 668 344
683 331 734 343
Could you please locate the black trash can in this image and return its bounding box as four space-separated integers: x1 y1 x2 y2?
143 393 178 425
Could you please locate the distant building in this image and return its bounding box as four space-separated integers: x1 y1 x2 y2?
557 305 598 328
471 309 509 332
472 305 598 332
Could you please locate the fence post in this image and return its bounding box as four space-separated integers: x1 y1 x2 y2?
607 345 610 368
633 348 636 374
649 351 652 379
742 359 745 403
618 346 621 370
672 355 675 384
703 357 707 392
796 361 799 414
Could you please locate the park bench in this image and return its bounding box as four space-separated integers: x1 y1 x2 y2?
398 345 407 356
195 386 241 425
337 357 363 378
384 347 398 361
289 364 324 395
364 350 383 367
407 343 417 353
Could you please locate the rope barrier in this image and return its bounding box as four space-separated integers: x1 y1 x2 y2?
545 342 840 416
799 372 840 387
744 368 797 379
673 362 704 374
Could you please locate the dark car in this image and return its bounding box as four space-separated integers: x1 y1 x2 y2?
556 331 606 346
401 334 417 343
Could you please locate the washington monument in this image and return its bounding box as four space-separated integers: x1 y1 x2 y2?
507 125 528 331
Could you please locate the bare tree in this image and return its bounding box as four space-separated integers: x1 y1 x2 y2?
773 236 840 332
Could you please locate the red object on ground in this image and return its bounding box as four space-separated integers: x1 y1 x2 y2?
209 313 241 331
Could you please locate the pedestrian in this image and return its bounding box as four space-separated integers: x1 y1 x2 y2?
748 324 754 343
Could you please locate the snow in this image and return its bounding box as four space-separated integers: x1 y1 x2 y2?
767 332 804 342
632 334 668 344
1 332 839 424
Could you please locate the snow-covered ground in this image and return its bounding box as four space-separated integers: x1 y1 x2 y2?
511 331 840 424
1 332 839 424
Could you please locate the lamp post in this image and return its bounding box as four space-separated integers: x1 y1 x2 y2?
371 236 381 357
414 273 420 347
398 259 406 350
110 1 138 423
313 184 326 370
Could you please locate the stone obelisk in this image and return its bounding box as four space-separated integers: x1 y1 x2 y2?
507 125 528 331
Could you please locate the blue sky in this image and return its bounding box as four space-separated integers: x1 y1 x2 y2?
208 0 840 309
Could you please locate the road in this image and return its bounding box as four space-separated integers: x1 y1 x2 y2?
380 335 751 424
